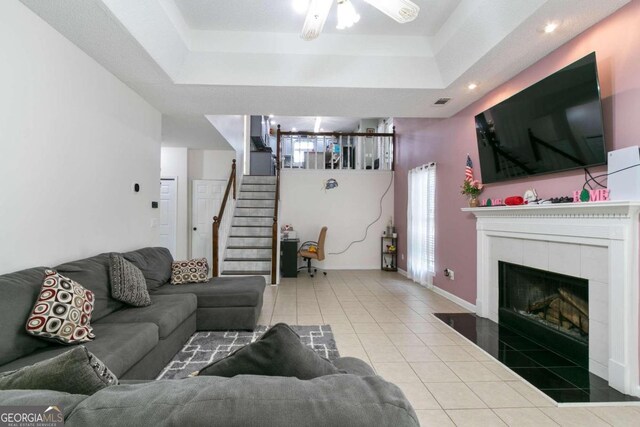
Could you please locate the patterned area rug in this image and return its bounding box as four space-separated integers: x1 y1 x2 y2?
157 325 339 380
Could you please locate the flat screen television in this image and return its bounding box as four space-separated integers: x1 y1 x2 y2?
475 52 606 184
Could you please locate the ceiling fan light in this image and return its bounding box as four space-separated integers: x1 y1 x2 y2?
364 0 420 23
336 0 360 30
301 0 333 40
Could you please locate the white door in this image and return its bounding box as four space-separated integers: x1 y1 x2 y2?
191 180 226 267
159 178 177 258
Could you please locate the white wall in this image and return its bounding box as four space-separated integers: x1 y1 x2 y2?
188 150 236 181
0 1 161 274
162 115 233 150
206 115 247 178
280 170 395 270
161 147 189 259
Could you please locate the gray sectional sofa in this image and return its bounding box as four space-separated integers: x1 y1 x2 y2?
0 247 418 426
0 247 265 380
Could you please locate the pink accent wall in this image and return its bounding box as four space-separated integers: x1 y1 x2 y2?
394 0 640 305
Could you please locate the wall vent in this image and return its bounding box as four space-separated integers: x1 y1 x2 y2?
434 97 452 105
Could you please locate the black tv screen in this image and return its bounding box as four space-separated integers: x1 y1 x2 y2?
475 52 606 184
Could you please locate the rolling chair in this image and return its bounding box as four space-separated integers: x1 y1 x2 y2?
298 226 328 278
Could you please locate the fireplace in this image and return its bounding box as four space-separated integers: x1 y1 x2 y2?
465 202 640 395
499 261 589 368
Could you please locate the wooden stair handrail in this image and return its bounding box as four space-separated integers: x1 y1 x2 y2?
212 159 236 277
271 126 281 285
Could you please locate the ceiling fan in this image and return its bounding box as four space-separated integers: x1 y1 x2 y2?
296 0 420 41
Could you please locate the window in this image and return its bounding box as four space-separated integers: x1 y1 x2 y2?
292 140 315 164
407 163 436 287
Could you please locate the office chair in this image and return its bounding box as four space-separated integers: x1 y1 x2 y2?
298 226 328 278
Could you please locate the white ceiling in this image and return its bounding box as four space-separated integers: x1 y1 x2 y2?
174 0 461 37
18 0 630 147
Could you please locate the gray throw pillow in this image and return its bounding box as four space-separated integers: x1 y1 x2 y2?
198 323 342 380
0 346 117 395
109 253 151 307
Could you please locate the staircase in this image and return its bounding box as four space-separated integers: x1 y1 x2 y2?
220 175 276 278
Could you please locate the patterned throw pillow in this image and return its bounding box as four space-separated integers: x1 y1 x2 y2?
25 270 95 344
109 253 151 307
171 258 209 285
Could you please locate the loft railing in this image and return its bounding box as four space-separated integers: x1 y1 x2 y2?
212 159 236 277
277 128 395 171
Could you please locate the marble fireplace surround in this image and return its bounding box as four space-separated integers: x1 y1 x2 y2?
463 202 640 396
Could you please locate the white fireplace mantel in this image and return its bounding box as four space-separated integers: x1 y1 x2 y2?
462 201 640 396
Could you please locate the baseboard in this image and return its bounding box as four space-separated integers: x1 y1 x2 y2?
397 268 407 277
431 285 476 312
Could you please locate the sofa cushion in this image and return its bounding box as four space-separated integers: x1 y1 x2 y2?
0 346 117 395
198 323 341 380
152 276 265 308
332 357 376 376
95 294 197 339
123 247 173 291
25 270 95 345
55 253 125 322
108 254 151 307
0 323 158 378
0 267 51 366
170 258 209 285
65 375 419 427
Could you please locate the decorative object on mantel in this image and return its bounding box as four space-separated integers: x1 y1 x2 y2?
523 189 538 204
574 188 610 203
461 154 484 207
504 196 524 206
549 196 574 204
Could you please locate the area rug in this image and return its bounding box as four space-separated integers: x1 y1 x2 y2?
157 325 339 380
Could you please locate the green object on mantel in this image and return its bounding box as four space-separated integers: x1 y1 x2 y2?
486 199 492 207
580 189 590 202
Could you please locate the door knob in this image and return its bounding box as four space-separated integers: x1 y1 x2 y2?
193 227 197 231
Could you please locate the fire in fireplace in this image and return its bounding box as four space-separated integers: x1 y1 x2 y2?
499 261 588 368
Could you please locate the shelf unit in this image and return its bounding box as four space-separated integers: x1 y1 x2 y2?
381 235 397 271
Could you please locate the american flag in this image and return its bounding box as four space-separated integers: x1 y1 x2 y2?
465 155 474 182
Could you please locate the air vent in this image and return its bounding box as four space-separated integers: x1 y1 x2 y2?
434 97 452 105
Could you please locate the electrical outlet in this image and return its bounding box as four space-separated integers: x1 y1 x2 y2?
401 254 404 260
443 268 455 280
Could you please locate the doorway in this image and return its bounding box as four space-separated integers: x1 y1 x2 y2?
159 178 178 258
191 179 226 267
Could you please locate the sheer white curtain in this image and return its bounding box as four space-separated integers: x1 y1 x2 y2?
407 163 436 287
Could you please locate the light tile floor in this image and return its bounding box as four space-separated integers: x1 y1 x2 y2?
258 270 640 426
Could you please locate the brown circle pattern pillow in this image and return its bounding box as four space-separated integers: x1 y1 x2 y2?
25 270 95 344
171 258 209 285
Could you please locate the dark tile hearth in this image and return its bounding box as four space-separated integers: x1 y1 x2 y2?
434 313 639 404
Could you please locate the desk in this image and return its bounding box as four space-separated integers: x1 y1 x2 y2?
280 239 299 277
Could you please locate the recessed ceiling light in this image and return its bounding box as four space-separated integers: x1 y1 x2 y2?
292 127 297 132
544 22 558 33
292 0 309 15
468 83 478 90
